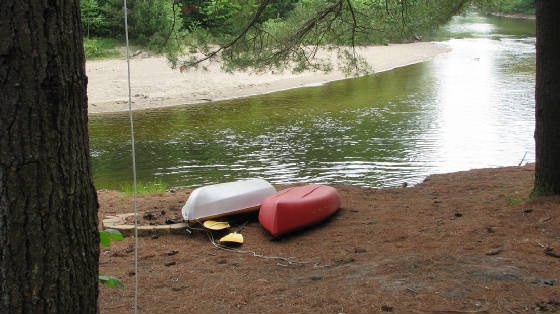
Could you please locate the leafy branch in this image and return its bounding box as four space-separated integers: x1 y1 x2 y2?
170 0 470 75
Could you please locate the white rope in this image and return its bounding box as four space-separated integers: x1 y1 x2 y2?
205 231 309 266
186 223 322 267
122 0 139 312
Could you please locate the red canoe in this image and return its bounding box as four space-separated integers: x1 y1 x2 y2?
259 185 341 237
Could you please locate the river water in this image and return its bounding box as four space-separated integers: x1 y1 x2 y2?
89 13 536 190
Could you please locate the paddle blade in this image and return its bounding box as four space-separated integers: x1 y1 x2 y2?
219 232 244 244
203 220 230 230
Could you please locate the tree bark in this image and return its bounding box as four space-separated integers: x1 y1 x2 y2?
0 0 99 313
534 1 560 195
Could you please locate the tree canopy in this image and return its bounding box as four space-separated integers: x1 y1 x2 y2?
167 0 470 74
79 0 535 72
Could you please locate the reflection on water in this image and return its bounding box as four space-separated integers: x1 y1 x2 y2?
89 13 536 190
430 11 535 40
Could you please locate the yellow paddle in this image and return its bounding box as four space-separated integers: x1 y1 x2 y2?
202 220 230 230
219 232 244 244
219 221 249 245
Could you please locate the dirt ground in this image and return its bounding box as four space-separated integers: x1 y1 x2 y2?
98 164 560 313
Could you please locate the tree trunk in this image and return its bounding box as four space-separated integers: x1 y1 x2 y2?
0 0 99 313
534 1 560 195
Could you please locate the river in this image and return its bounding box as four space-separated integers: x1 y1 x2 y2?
89 12 536 190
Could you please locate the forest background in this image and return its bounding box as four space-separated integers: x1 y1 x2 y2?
80 0 535 62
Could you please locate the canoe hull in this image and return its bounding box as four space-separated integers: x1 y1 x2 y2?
182 179 276 222
259 185 340 237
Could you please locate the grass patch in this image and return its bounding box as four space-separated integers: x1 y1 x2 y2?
505 195 526 207
120 180 167 195
84 37 121 59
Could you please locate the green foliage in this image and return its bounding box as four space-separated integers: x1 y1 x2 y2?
99 228 124 247
83 0 470 69
130 0 178 51
171 0 468 74
120 180 167 195
475 0 535 14
179 0 254 36
82 0 181 52
81 0 107 37
200 0 241 35
83 37 121 59
343 0 467 44
98 275 125 288
99 229 124 288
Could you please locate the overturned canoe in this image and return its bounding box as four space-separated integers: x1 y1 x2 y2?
259 185 340 237
182 178 276 222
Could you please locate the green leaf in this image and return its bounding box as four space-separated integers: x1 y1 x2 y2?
99 275 124 288
99 231 111 247
105 228 124 241
100 229 124 247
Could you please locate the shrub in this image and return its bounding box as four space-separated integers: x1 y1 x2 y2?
120 180 168 195
83 37 121 59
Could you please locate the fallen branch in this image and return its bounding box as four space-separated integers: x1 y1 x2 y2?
544 247 560 258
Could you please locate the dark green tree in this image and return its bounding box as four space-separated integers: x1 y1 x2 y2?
0 0 99 312
83 0 178 50
477 0 535 14
81 0 107 37
534 0 560 195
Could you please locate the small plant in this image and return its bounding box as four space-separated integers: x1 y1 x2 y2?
98 274 124 288
121 180 168 196
84 37 121 59
99 229 124 288
100 228 124 247
505 196 525 207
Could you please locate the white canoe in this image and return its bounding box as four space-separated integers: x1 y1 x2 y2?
182 178 277 222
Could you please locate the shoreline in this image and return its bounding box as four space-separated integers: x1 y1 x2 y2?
490 12 535 20
86 42 450 114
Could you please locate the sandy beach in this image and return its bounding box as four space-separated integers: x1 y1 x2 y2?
86 42 449 114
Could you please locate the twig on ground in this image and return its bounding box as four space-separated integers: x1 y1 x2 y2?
544 247 560 258
431 309 489 313
205 229 314 266
518 152 528 166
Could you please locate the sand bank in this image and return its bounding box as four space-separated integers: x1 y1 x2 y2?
86 42 449 114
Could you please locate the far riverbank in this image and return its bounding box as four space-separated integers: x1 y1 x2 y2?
86 42 449 114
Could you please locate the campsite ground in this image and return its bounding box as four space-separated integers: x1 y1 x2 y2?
98 164 560 313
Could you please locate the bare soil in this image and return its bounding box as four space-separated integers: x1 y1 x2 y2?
98 164 560 313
